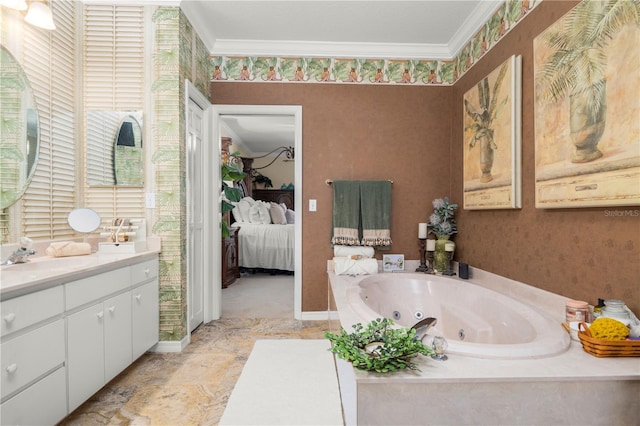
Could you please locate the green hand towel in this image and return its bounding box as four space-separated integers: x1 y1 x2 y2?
331 180 361 246
360 180 392 247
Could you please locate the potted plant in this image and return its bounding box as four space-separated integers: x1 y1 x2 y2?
427 197 458 274
252 171 273 189
536 0 639 163
325 318 434 373
221 153 246 238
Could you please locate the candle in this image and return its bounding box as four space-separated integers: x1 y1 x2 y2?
426 239 436 251
445 242 455 252
418 223 428 239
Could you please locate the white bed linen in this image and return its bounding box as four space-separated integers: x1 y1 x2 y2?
234 223 295 271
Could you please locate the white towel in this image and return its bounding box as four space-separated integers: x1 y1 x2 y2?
46 241 91 257
333 245 375 259
333 257 379 275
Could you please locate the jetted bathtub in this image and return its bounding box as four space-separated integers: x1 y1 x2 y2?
345 273 570 359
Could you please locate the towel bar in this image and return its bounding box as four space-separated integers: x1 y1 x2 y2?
325 179 393 185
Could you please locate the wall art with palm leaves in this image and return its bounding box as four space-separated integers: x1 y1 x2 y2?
534 0 640 208
463 55 522 210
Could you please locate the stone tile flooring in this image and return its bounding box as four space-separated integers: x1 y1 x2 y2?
61 317 340 425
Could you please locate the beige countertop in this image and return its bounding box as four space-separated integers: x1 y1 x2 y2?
1 249 160 300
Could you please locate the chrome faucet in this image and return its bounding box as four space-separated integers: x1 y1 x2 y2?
2 237 37 265
411 317 438 342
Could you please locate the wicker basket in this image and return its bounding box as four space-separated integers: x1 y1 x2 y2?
577 322 640 358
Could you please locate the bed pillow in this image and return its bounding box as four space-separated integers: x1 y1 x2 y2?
269 202 287 225
230 202 244 223
249 201 271 224
238 199 252 222
285 209 295 224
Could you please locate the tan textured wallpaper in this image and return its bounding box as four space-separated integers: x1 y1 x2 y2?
211 83 453 311
211 0 639 314
452 0 639 313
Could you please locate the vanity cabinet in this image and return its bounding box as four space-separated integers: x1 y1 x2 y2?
66 257 158 412
0 286 67 425
0 254 159 425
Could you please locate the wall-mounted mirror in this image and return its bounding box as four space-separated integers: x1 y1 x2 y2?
0 46 40 209
86 110 143 186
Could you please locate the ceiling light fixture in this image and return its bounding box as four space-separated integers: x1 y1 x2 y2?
0 0 56 30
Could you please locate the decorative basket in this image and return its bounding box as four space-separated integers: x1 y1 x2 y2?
577 322 640 358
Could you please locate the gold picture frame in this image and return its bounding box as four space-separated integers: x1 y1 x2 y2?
463 55 522 210
533 0 640 208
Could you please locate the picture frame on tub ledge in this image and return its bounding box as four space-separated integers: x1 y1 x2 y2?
383 254 405 272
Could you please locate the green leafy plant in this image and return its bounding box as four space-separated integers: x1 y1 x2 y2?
252 171 273 188
325 318 434 373
427 197 458 237
221 153 246 238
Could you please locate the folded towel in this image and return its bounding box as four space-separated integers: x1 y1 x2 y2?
333 245 375 258
333 257 379 275
46 242 91 257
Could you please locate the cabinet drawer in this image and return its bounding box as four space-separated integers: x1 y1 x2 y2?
66 267 131 310
1 319 65 399
1 366 67 426
1 286 64 337
131 258 158 284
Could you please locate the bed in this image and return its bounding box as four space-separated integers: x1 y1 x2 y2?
230 193 295 272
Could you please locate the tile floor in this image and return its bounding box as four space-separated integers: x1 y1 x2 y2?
61 274 340 425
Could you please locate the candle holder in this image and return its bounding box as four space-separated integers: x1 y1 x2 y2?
415 238 428 272
425 249 435 274
443 251 456 276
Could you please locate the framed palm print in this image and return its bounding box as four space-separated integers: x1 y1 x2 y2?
463 55 522 210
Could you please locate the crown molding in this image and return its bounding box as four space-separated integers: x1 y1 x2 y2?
448 0 504 57
211 39 453 60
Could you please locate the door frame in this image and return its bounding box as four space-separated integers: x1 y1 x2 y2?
211 104 303 319
185 80 218 329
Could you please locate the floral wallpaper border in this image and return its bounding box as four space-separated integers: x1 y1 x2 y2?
210 0 538 86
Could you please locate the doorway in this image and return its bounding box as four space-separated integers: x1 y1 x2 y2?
212 105 303 319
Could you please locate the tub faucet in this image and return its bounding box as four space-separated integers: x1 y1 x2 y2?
411 317 438 342
2 237 37 265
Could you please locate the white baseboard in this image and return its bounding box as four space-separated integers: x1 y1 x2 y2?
151 334 190 353
298 310 340 321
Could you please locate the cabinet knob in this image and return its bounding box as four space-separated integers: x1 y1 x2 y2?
96 312 104 319
135 294 142 301
108 306 116 313
6 363 17 374
144 268 150 276
3 313 16 323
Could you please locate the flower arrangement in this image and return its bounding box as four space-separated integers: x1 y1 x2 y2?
428 197 458 237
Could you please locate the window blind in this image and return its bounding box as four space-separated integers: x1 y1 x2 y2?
83 4 146 223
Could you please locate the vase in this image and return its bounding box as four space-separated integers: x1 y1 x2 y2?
569 80 606 163
479 134 495 183
434 235 454 274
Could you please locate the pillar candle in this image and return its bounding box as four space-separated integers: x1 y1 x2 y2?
445 242 455 252
418 223 428 239
426 239 436 251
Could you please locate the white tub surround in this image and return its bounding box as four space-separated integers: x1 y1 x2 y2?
1 250 160 425
329 264 640 426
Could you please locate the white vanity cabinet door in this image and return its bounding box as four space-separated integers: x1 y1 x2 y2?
66 302 105 412
132 279 159 359
104 292 132 382
1 367 67 426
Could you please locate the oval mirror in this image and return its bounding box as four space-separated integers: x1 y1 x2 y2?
0 46 40 209
68 208 101 233
86 110 143 186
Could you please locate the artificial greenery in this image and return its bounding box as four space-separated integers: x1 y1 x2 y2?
427 197 458 237
221 152 246 238
325 318 434 373
252 171 273 188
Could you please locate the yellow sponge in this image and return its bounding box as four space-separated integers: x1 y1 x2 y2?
589 317 629 341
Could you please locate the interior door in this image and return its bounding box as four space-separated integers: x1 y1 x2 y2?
187 98 205 332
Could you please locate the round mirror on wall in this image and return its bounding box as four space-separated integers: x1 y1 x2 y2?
0 45 40 209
